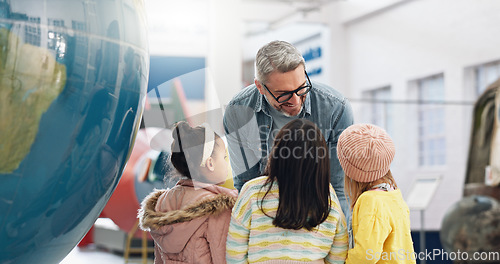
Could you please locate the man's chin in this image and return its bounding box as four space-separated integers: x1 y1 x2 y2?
279 106 302 117
281 111 297 117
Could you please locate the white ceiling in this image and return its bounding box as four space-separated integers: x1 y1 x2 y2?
240 0 342 36
240 0 413 36
145 0 407 56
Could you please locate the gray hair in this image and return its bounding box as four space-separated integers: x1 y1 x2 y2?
255 40 305 84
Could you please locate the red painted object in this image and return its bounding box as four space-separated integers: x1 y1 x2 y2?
77 226 94 247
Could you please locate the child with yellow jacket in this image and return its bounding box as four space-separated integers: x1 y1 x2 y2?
337 124 416 264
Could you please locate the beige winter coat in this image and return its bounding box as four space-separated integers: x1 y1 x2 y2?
138 179 237 264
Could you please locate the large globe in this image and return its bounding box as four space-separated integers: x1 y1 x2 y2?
0 1 148 263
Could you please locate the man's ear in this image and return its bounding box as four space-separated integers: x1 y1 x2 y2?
204 157 215 172
255 79 265 95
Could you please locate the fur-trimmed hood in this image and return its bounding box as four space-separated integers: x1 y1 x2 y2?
138 181 237 259
138 189 236 231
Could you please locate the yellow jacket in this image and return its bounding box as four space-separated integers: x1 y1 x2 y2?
346 189 416 264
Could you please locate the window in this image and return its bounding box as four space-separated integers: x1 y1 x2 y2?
24 17 41 46
475 60 500 97
417 75 446 167
48 19 65 28
363 86 393 135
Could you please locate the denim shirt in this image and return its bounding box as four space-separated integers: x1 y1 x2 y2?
223 81 354 222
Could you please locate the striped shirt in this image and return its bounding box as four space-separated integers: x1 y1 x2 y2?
226 176 348 263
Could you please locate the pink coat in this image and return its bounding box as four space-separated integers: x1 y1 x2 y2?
138 179 237 264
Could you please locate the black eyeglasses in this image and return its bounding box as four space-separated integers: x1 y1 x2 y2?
262 71 312 103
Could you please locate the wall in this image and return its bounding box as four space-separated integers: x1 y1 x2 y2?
144 0 242 131
342 0 500 230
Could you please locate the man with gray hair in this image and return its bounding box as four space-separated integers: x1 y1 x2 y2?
223 40 353 221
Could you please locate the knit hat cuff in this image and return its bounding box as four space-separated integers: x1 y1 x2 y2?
338 151 390 182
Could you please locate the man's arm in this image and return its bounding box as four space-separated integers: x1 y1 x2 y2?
329 98 354 224
223 104 262 192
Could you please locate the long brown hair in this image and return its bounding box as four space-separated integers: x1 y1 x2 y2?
260 119 331 231
344 170 398 209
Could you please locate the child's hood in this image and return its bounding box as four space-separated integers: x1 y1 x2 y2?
137 185 237 253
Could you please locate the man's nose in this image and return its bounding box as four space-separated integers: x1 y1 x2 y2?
288 93 301 105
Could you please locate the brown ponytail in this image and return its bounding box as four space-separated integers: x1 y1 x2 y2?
170 121 206 179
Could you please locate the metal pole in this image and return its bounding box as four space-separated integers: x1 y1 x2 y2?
420 210 426 264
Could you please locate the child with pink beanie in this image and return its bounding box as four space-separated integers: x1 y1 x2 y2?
337 123 416 264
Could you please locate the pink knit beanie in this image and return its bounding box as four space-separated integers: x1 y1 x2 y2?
337 123 395 183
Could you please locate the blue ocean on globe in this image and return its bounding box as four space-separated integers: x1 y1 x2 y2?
0 1 149 263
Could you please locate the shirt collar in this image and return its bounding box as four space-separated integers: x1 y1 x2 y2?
303 91 311 115
255 91 265 113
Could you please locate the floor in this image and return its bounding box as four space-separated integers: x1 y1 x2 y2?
60 245 153 264
59 218 154 264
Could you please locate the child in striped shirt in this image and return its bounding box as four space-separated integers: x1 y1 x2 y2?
337 124 415 264
226 119 348 263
